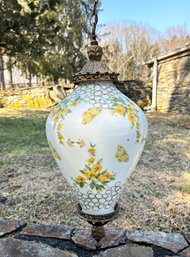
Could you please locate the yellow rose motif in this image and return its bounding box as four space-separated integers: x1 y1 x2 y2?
58 133 64 142
92 163 103 173
57 123 63 131
87 157 95 163
128 112 136 124
98 175 107 183
76 176 86 183
114 104 126 115
83 171 90 177
88 148 96 154
59 107 69 115
53 116 60 124
72 143 116 191
70 101 78 107
128 105 137 114
104 172 112 179
136 131 141 139
136 122 140 129
88 171 97 179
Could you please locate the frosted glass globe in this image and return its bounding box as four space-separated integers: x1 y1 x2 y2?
46 81 148 215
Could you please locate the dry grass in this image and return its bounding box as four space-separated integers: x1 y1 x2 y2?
0 109 190 232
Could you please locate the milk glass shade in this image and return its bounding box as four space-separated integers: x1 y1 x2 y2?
46 43 148 216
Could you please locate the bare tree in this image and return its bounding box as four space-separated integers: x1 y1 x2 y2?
158 24 190 53
100 22 160 80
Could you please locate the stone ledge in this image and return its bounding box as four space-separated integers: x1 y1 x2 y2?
0 219 189 257
20 224 74 240
126 230 189 253
0 238 77 257
71 228 126 250
99 245 154 257
0 220 26 237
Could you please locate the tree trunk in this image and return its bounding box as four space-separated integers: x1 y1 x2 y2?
0 55 5 90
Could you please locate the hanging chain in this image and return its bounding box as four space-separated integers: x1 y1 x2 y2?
90 0 99 41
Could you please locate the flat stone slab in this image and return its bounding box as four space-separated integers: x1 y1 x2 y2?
98 245 154 257
180 247 190 257
0 220 26 237
126 230 188 253
72 227 126 250
0 238 78 257
20 224 73 240
184 233 190 244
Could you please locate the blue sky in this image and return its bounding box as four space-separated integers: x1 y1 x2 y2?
98 0 190 33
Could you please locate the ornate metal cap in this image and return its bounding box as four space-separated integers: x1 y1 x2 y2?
73 40 119 85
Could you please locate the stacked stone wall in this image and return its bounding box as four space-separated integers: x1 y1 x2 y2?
116 80 152 108
0 85 73 109
157 56 190 114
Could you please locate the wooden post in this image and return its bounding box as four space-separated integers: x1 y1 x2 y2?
152 58 158 110
0 55 5 90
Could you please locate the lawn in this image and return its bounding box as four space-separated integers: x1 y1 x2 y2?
0 108 189 232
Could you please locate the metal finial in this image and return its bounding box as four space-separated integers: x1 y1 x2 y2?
90 0 99 41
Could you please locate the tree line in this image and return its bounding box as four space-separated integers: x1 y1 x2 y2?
100 22 190 80
0 0 189 85
0 0 95 85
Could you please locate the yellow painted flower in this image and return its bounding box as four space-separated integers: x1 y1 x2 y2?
88 171 97 179
128 113 136 124
76 176 86 183
114 104 126 115
92 163 103 173
136 122 140 129
58 133 64 142
87 157 95 163
57 123 63 131
70 101 78 107
67 138 74 147
98 175 107 183
83 171 90 177
104 172 112 179
88 148 96 154
53 116 59 124
128 105 137 114
112 95 117 100
78 139 85 148
60 107 69 114
136 132 141 139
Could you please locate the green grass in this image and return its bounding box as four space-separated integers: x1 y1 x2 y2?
0 109 49 161
175 172 190 194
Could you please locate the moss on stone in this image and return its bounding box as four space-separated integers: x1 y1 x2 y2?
13 102 21 109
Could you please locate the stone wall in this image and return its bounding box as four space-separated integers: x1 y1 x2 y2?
0 81 151 110
0 219 190 257
0 85 73 109
116 80 152 109
157 56 190 114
